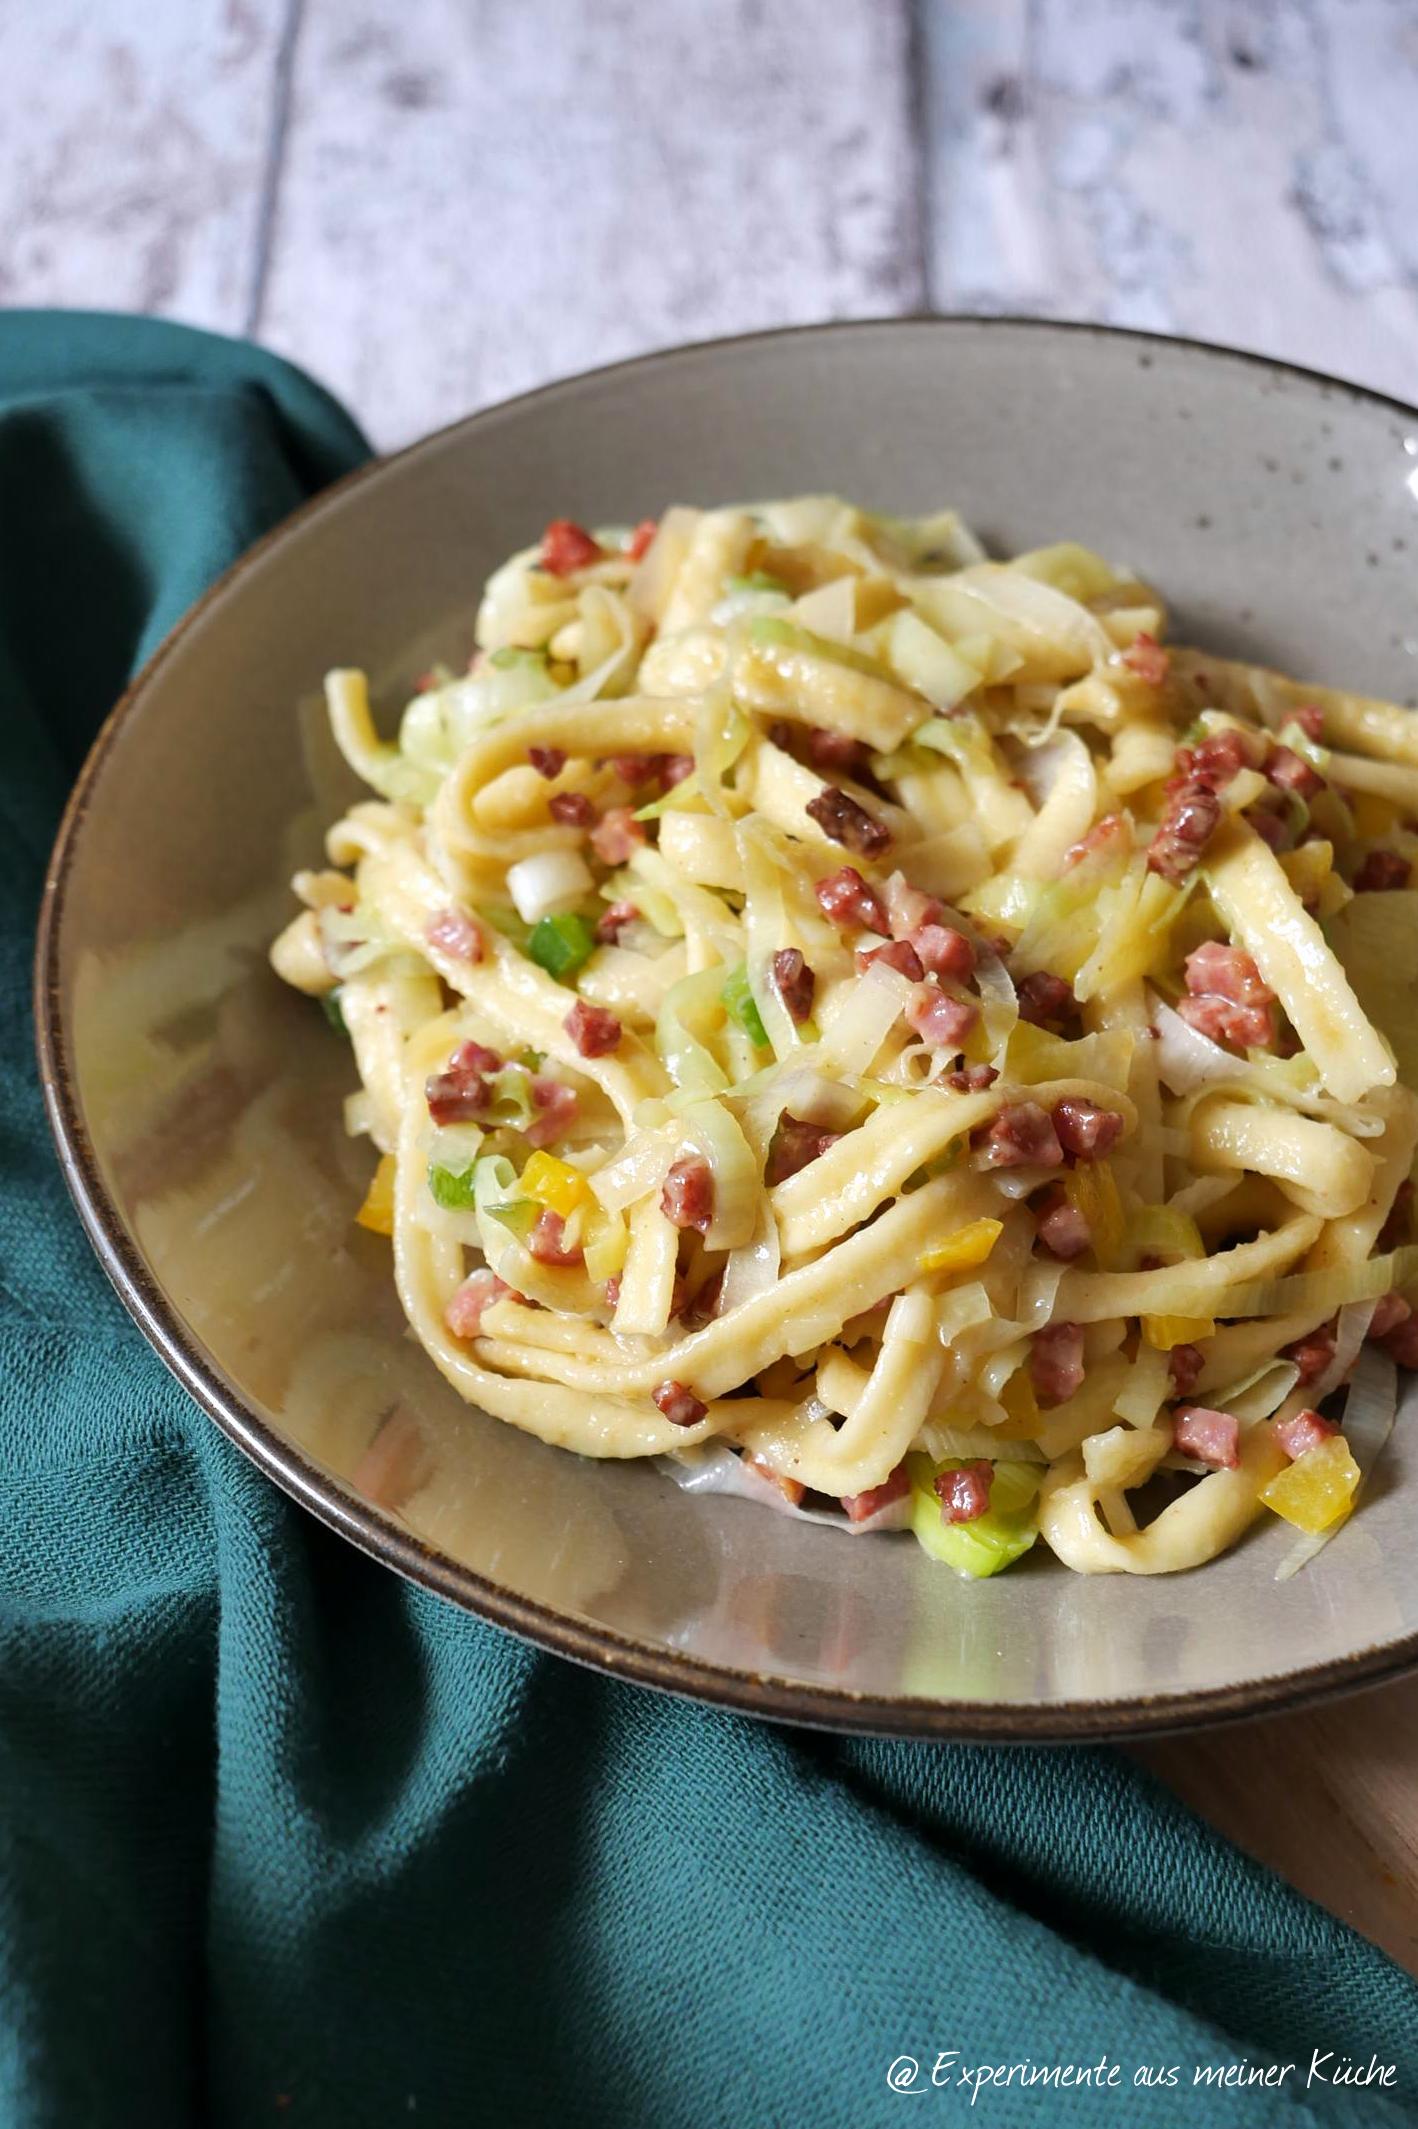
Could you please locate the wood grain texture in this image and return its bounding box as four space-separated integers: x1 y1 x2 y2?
0 0 287 330
255 0 924 445
920 0 1418 405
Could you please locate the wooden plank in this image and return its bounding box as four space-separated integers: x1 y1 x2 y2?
257 0 924 446
919 0 1418 404
0 0 289 332
1135 1676 1418 1979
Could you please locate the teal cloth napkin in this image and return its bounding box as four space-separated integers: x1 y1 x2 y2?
2 312 1415 2129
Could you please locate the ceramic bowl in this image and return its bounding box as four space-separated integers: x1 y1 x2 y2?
36 319 1418 1738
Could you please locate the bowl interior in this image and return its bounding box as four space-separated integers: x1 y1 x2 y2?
41 320 1418 1737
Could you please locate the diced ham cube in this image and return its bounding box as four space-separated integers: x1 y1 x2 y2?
934 1460 994 1524
857 938 924 981
661 1155 714 1234
977 1101 1064 1170
549 791 595 827
912 923 976 982
444 1270 511 1338
815 866 888 935
595 899 639 944
1370 1292 1410 1341
1178 941 1277 1051
652 1380 707 1427
1015 970 1076 1028
1052 1098 1125 1162
661 753 696 788
1030 1322 1085 1405
805 786 891 858
564 998 621 1057
804 725 871 775
841 1463 911 1523
771 947 816 1023
425 1038 503 1124
1266 745 1323 798
1275 1408 1339 1462
540 519 602 575
1293 704 1325 741
766 1116 841 1186
1147 780 1221 882
525 1077 579 1147
744 1452 806 1506
528 1209 584 1266
426 908 484 963
1281 1323 1336 1387
945 1063 999 1093
1249 807 1289 852
610 753 656 785
1121 632 1170 685
1168 1343 1205 1397
1170 1404 1240 1469
1035 1186 1091 1260
625 518 657 561
906 987 978 1051
884 873 943 939
528 745 567 779
590 806 646 865
1355 849 1412 893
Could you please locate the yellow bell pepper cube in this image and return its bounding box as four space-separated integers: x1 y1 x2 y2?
1260 1433 1361 1534
919 1218 1003 1276
1064 1163 1124 1269
1142 1314 1215 1350
520 1150 592 1217
355 1153 397 1237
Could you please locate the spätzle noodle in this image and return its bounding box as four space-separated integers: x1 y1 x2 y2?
271 497 1418 1580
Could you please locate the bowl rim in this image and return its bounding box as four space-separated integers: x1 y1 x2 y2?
33 311 1418 1742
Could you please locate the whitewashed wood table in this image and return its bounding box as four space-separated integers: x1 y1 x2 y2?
6 0 1418 1970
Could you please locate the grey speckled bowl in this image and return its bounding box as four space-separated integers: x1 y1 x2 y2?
35 320 1418 1739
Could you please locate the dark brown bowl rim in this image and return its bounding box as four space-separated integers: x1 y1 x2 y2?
33 313 1418 1742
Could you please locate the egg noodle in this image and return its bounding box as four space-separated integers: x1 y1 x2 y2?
271 498 1418 1578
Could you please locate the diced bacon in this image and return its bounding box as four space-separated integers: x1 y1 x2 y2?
1281 1322 1336 1387
857 938 924 981
842 1463 911 1523
549 790 595 827
770 947 816 1023
540 519 602 575
945 1063 999 1093
804 724 872 774
661 753 697 788
805 785 891 858
1170 1404 1240 1469
1168 1343 1205 1397
1179 941 1277 1050
884 873 943 939
1293 704 1325 741
766 1115 841 1186
444 1270 511 1338
1370 1292 1410 1341
1052 1098 1125 1162
425 908 484 963
610 753 657 785
1121 632 1170 685
1266 745 1323 798
1015 969 1076 1028
1379 1179 1415 1254
595 898 640 944
934 1460 994 1524
661 1155 714 1234
528 745 567 779
526 1077 578 1147
906 986 978 1051
1178 727 1265 789
653 1380 707 1427
626 517 657 561
1063 813 1127 871
424 1038 504 1124
815 866 888 934
528 1209 584 1267
1355 849 1412 893
743 1452 806 1506
1035 1185 1091 1260
590 806 646 865
564 998 621 1057
911 922 975 982
1030 1322 1085 1405
1275 1408 1339 1462
977 1101 1064 1170
1147 780 1221 881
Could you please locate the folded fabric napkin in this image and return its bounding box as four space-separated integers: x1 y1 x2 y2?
2 312 1415 2129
